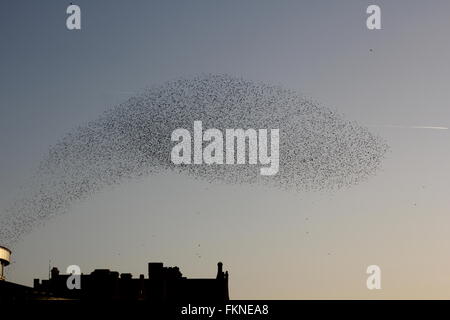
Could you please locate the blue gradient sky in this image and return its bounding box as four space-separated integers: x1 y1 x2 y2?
1 0 450 298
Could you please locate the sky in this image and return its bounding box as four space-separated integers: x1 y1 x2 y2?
1 0 450 299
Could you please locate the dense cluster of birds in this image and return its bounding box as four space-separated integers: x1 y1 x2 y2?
0 74 388 245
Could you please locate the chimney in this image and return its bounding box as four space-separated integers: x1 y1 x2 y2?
51 267 60 279
216 262 224 279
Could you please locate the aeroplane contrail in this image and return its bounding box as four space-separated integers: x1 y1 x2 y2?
367 124 448 130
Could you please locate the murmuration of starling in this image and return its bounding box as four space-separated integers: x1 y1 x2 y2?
0 74 388 246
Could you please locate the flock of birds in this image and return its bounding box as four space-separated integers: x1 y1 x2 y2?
0 74 388 246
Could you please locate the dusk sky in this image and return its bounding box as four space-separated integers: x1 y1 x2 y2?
1 0 450 299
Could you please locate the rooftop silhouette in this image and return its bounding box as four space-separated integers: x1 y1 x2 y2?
1 261 229 303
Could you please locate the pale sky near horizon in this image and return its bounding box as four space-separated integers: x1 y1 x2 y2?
1 0 450 299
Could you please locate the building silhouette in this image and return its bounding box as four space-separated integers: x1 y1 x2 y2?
1 261 229 303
